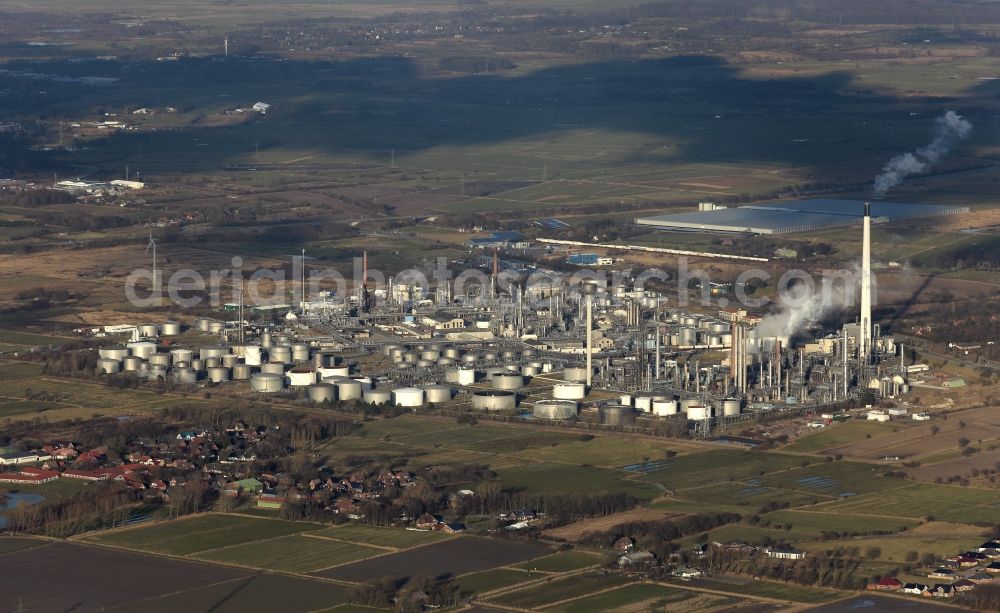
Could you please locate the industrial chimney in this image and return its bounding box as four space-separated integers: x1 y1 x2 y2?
860 202 872 363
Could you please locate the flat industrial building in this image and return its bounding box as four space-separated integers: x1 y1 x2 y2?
635 199 970 235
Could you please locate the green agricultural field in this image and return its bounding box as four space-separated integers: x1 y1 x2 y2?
820 483 1000 523
493 464 660 499
522 435 704 468
681 482 828 512
785 421 907 453
544 583 707 613
454 568 543 595
794 534 984 563
761 511 920 536
684 578 845 604
761 461 906 497
639 449 806 490
195 534 383 572
89 514 321 556
682 524 815 547
515 550 605 573
313 524 450 549
490 573 631 609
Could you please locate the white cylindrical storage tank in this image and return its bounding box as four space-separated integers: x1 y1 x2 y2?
319 366 350 379
634 396 653 412
553 382 586 401
402 351 418 364
680 398 699 412
161 321 182 336
195 318 211 332
721 398 741 417
533 400 578 420
383 344 403 357
232 364 252 380
417 359 435 368
457 369 476 386
171 348 193 364
122 355 142 372
173 367 197 384
393 388 424 407
292 343 310 363
287 367 316 387
522 348 536 358
443 347 461 359
261 331 273 349
148 365 167 380
222 354 239 368
190 358 205 372
619 394 633 406
483 351 498 362
364 389 392 405
396 362 412 371
208 320 225 334
390 347 406 360
521 365 540 377
208 367 230 383
269 345 291 364
679 327 697 346
336 379 363 401
199 345 228 360
138 323 159 338
437 357 455 366
421 349 441 361
423 385 453 404
128 341 156 360
444 368 461 383
461 353 478 364
491 372 525 390
686 404 711 420
148 353 171 367
472 390 517 411
564 367 588 383
204 357 222 369
652 400 678 416
99 346 130 361
260 362 285 375
244 345 263 366
308 382 336 403
502 350 516 360
97 358 120 374
251 373 284 393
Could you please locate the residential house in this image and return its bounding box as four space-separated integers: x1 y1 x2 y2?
614 537 635 553
871 577 903 591
901 583 927 596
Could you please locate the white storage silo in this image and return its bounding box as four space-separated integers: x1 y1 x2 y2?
161 321 182 336
533 400 578 420
308 382 336 403
97 358 120 374
336 379 363 401
491 372 525 391
472 390 517 411
208 367 230 383
99 346 130 361
138 323 160 338
393 388 425 407
423 385 453 404
287 366 316 387
563 367 588 382
652 400 678 416
553 382 586 401
260 362 285 376
128 341 156 360
686 404 711 420
251 373 284 393
269 345 291 363
363 389 392 405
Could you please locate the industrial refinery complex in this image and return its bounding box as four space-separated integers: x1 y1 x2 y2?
87 203 911 437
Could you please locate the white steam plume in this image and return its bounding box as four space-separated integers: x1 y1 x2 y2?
872 110 972 198
753 265 863 340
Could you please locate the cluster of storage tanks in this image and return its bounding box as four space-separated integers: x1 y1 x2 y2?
383 344 554 379
615 393 743 419
660 314 734 349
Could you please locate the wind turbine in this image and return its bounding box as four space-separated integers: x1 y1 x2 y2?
145 229 158 291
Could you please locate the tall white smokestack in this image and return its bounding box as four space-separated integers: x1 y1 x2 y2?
860 202 872 363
